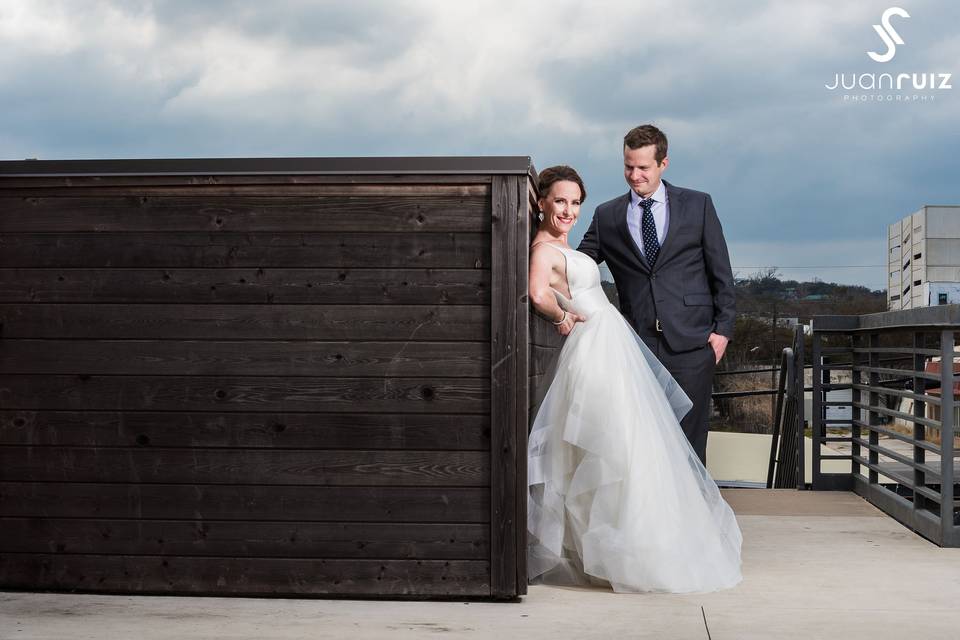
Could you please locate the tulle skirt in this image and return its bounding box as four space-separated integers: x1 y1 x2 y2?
527 300 742 593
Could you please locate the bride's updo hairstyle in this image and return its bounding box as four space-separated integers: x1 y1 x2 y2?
537 165 586 205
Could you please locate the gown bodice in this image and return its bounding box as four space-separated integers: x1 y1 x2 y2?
541 243 611 320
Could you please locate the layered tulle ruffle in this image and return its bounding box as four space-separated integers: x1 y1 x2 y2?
527 291 742 593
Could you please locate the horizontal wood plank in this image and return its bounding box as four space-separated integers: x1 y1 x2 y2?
0 375 489 413
0 448 489 486
0 519 488 559
0 411 489 450
0 483 489 522
0 340 489 377
0 554 490 596
0 195 490 233
0 268 489 304
0 304 488 340
0 232 489 268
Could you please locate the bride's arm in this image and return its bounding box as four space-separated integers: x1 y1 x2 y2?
529 245 578 336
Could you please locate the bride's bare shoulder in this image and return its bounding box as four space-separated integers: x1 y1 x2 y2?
529 240 566 253
529 241 565 274
530 242 561 262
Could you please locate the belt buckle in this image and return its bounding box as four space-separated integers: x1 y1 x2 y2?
656 318 663 332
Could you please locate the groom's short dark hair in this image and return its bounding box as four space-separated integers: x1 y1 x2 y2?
624 125 668 165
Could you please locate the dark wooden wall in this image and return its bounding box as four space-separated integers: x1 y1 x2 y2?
0 162 531 598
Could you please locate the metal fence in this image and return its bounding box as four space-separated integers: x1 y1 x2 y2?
710 325 806 490
811 306 960 547
767 325 805 489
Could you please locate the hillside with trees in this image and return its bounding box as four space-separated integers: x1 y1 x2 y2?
725 268 886 368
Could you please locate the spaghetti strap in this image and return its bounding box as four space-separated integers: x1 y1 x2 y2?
531 241 570 254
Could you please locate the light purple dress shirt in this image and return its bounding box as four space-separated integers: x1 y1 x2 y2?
627 180 669 257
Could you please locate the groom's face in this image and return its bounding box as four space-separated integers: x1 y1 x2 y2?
623 144 668 198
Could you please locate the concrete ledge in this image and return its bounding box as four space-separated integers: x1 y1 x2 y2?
721 488 884 517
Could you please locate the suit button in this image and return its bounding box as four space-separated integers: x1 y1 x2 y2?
651 275 657 280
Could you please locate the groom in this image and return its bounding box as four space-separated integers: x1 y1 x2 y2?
577 124 736 464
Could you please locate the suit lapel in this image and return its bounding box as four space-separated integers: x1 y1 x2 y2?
614 192 651 272
653 180 685 271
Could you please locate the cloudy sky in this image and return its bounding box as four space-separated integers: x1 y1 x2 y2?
2 0 958 290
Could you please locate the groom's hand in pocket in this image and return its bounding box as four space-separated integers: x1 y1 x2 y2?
708 333 729 364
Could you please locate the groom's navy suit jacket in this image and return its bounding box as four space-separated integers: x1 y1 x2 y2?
577 180 736 353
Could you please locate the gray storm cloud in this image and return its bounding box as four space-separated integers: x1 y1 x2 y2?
1 0 958 288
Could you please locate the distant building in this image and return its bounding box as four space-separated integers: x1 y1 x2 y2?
888 206 960 310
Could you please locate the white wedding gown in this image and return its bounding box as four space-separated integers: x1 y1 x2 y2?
527 243 742 593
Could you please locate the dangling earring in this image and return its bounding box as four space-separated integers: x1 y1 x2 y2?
537 212 544 222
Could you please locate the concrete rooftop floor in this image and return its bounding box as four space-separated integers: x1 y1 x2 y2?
3 490 960 640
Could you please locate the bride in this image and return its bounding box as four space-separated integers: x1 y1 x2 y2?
526 165 742 593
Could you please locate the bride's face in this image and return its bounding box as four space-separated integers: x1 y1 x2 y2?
538 180 581 234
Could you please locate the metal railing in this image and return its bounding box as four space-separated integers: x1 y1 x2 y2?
767 325 805 489
709 325 807 489
811 306 960 547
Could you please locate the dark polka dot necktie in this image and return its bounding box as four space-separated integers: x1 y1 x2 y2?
639 197 660 266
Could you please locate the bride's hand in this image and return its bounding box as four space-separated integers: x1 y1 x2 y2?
555 311 584 336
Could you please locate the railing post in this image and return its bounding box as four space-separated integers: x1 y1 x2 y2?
913 331 927 515
940 330 956 544
785 347 796 489
868 332 880 486
796 326 806 489
851 333 862 480
811 332 822 488
767 349 789 489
